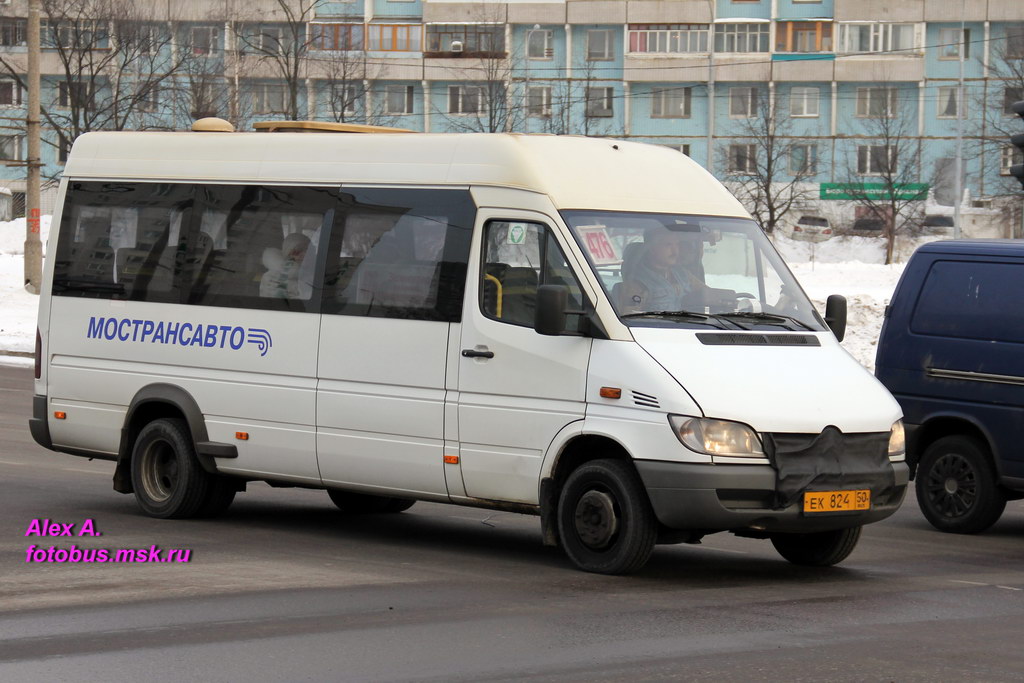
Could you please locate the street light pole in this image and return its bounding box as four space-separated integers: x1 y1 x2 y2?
24 0 42 294
953 2 965 240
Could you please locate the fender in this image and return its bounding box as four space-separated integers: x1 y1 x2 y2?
913 408 1003 476
113 383 236 492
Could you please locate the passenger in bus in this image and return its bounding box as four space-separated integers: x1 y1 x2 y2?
260 232 312 299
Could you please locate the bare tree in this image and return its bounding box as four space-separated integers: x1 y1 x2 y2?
0 0 187 152
716 88 816 234
838 84 926 265
975 24 1024 198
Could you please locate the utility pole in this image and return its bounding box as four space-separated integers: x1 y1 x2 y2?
24 0 42 294
953 3 965 239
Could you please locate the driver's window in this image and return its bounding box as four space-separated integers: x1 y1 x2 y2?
481 220 585 331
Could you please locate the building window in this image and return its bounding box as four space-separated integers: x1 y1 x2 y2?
714 23 769 53
0 79 22 106
1007 24 1024 59
775 21 832 53
728 144 757 174
251 83 287 115
330 84 360 115
43 20 109 50
627 24 709 54
729 86 758 117
527 86 552 117
369 24 421 52
385 84 414 115
310 23 363 51
58 81 94 110
136 85 158 113
586 29 613 61
838 23 918 54
585 86 614 117
667 144 691 156
856 87 898 118
857 144 896 176
448 85 484 114
937 27 970 60
190 26 219 55
0 134 22 161
1004 87 1024 116
427 25 501 54
651 87 691 118
0 18 26 47
789 86 819 117
58 133 71 164
527 29 552 59
134 23 162 56
937 86 965 119
240 25 290 55
1001 146 1023 176
790 144 817 175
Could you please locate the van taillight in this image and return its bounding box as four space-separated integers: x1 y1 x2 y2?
34 328 41 379
823 229 832 235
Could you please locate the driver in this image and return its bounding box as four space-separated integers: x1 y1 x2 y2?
622 231 734 313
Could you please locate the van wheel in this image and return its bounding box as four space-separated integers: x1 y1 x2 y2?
197 478 237 518
556 459 656 575
770 526 861 567
131 418 212 519
328 489 415 514
916 435 1005 534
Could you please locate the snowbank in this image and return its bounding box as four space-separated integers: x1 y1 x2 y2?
0 217 50 356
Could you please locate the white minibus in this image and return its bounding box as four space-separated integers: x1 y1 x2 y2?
30 122 908 574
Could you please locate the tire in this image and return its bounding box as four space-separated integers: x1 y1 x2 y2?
556 459 657 575
327 489 415 514
197 478 237 518
915 435 1006 534
131 418 213 519
771 526 862 567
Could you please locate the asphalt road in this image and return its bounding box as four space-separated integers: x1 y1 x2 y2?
2 361 1024 682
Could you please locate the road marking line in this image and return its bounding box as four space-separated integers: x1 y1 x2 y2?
0 459 27 466
997 586 1022 591
950 580 989 586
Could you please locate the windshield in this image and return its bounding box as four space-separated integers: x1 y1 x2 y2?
562 211 825 332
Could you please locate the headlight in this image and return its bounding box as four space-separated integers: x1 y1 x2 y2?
669 416 764 457
888 420 906 460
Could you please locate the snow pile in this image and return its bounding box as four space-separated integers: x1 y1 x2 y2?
0 216 50 255
0 217 51 355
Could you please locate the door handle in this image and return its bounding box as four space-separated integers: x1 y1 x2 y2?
461 348 495 359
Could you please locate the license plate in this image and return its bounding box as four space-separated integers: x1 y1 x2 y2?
803 490 870 513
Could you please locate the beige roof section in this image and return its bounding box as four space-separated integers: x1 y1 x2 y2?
64 132 749 218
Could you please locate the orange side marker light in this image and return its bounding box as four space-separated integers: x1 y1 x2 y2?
235 432 249 441
443 455 460 465
599 387 622 399
53 411 66 419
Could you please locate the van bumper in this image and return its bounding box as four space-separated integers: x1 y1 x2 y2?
635 460 909 534
29 394 53 450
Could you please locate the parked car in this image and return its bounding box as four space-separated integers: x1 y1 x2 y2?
790 215 833 241
921 214 955 235
875 240 1024 534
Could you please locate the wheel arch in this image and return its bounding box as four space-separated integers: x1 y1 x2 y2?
113 384 213 493
912 414 997 479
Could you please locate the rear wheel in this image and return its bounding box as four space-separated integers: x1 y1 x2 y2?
131 418 213 519
916 435 1005 534
327 489 415 514
556 459 656 575
770 526 861 567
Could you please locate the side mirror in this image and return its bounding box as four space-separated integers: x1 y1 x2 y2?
825 294 847 342
535 285 569 336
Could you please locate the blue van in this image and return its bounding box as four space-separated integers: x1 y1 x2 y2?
876 240 1024 534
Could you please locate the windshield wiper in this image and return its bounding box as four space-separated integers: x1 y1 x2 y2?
620 310 737 329
715 311 816 332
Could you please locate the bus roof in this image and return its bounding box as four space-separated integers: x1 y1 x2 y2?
64 132 749 218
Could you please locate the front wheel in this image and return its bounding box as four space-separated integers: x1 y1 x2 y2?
770 526 862 567
131 418 213 519
556 459 656 575
915 435 1005 534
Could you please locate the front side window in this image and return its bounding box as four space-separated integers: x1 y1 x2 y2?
53 181 194 302
651 87 691 118
481 221 586 331
911 261 1024 343
563 211 824 332
323 188 475 322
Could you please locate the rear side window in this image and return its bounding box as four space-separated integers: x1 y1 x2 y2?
53 182 192 302
322 188 474 322
911 260 1024 343
185 185 338 312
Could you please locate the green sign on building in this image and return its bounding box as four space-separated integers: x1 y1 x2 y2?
820 183 929 201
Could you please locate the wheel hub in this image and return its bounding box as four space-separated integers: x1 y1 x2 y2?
574 490 619 550
944 477 959 495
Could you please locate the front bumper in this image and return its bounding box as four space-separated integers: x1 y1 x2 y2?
636 459 909 534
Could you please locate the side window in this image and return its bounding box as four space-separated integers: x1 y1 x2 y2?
481 221 586 332
53 181 192 302
322 188 474 322
911 261 1024 343
185 185 338 311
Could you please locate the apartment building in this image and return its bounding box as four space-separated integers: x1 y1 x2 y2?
0 0 1021 223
